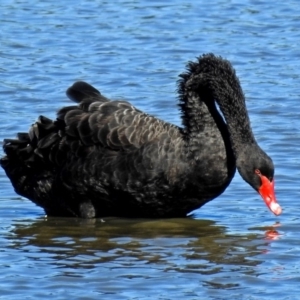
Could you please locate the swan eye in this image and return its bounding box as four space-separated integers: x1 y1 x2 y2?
255 169 261 176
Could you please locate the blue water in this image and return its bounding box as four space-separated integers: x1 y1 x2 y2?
1 0 300 299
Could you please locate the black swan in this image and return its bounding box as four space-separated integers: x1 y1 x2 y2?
0 54 282 218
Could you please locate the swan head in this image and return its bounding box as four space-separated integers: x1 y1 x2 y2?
236 144 282 216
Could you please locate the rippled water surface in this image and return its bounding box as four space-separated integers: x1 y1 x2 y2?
1 0 300 299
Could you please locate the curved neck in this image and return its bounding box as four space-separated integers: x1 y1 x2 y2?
179 61 256 157
178 54 257 159
179 88 234 163
209 76 257 155
179 80 256 155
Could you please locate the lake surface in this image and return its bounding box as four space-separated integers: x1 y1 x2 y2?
1 0 300 299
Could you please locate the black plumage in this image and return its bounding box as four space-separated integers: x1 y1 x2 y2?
1 54 280 218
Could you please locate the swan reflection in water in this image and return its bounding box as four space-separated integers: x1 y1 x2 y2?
7 217 282 277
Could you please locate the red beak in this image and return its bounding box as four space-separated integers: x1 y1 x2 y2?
258 175 282 216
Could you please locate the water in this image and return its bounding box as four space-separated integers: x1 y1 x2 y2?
0 0 300 299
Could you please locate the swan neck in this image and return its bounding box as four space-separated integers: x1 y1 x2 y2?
216 92 256 155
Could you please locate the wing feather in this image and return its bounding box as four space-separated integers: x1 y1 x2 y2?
59 89 181 153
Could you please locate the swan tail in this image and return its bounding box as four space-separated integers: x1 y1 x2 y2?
0 115 62 208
